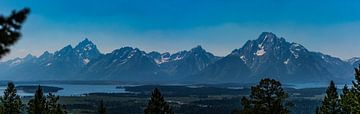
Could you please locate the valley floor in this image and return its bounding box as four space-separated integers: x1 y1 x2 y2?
19 85 326 114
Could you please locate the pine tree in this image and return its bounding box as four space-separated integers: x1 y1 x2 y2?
319 81 340 114
98 100 106 114
46 93 67 114
350 65 360 112
235 78 291 114
0 8 30 58
27 85 47 114
339 84 351 113
144 88 173 114
315 107 320 114
0 82 23 114
239 97 253 114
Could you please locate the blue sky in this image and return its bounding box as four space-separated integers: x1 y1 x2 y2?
1 0 360 60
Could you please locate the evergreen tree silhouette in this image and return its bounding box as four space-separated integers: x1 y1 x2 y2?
27 85 47 114
0 82 23 114
315 107 320 114
239 96 253 114
234 78 291 114
46 93 67 114
144 88 173 114
319 81 340 114
350 65 360 111
0 8 30 58
339 84 351 113
98 100 106 114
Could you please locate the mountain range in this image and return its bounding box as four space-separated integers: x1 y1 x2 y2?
0 32 357 84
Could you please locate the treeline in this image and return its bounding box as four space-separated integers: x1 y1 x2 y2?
0 82 67 114
315 65 360 113
230 65 360 114
2 67 359 114
141 65 360 114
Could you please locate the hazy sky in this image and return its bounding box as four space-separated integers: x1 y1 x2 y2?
1 0 360 60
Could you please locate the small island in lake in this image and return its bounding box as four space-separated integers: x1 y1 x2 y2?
16 85 63 93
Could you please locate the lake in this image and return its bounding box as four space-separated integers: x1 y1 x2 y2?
0 84 128 96
0 81 348 97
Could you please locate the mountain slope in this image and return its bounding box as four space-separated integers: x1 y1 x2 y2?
0 34 354 84
347 57 360 67
193 32 353 83
0 39 102 80
83 47 165 82
148 46 221 79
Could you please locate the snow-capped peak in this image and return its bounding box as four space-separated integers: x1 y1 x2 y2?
74 38 101 60
75 38 96 51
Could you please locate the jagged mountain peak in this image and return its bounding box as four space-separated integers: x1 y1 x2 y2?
290 43 308 53
38 51 53 60
23 54 36 60
113 47 137 53
256 32 277 41
76 38 94 46
232 32 305 57
0 33 353 84
61 45 74 51
255 32 285 44
83 38 90 42
190 45 205 52
73 38 101 60
54 45 74 56
111 47 146 59
74 38 97 51
255 32 286 47
42 51 51 55
198 32 353 83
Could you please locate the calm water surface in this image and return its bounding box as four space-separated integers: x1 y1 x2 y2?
0 84 127 96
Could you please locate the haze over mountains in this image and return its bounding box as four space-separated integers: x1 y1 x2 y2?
0 32 358 84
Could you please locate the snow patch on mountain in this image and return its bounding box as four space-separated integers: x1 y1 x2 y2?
240 55 247 63
46 63 52 66
290 50 299 59
154 57 170 64
10 59 22 65
255 46 266 56
173 55 184 61
83 58 90 64
284 58 290 64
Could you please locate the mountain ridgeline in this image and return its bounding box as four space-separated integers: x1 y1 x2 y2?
0 32 356 84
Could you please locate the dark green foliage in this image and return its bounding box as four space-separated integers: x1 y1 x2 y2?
144 88 173 114
235 78 291 114
339 85 351 113
27 85 47 114
46 93 67 114
235 97 253 114
98 100 106 114
0 8 30 58
319 81 340 114
348 65 360 112
27 85 67 114
315 107 320 114
318 65 360 113
0 82 23 114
